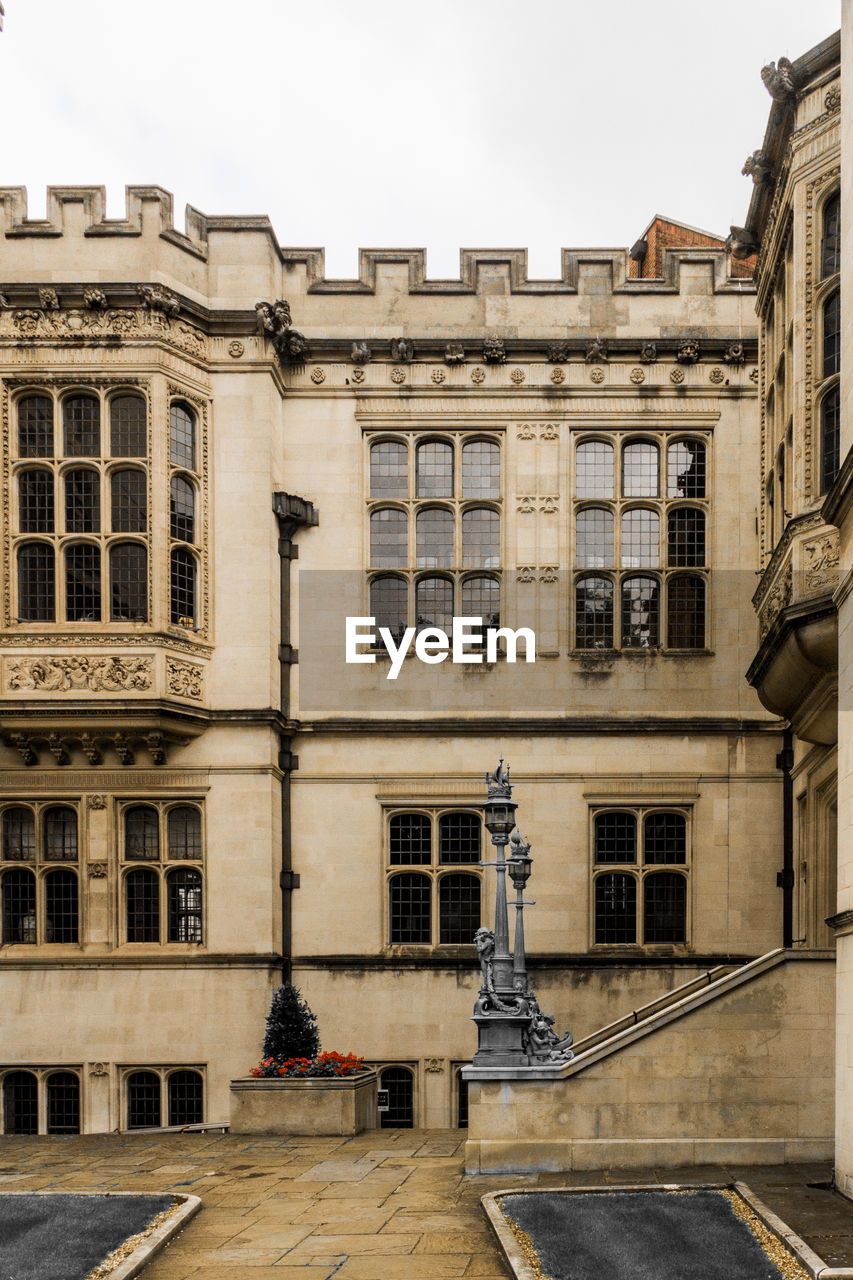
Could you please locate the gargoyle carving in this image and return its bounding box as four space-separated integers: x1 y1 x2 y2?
727 226 759 260
351 341 370 364
742 150 773 185
483 335 507 364
444 342 465 365
585 337 607 364
255 299 309 364
761 57 796 102
390 338 414 363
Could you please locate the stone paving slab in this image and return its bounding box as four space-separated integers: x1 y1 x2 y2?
1 1132 853 1280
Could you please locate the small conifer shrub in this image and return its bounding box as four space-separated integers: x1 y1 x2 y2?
262 984 320 1061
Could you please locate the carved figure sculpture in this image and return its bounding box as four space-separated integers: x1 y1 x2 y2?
524 998 574 1061
351 341 370 364
138 284 179 316
547 342 570 364
483 335 506 364
474 927 496 993
390 338 414 363
727 226 759 261
444 342 465 365
761 57 796 102
742 150 773 186
585 337 607 364
39 287 60 311
255 299 308 364
676 339 700 365
640 342 657 363
724 342 745 365
83 287 108 309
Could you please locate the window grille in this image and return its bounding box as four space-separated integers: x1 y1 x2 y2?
379 1067 413 1128
127 1071 161 1128
370 576 407 643
667 441 706 498
667 509 705 567
461 440 500 499
439 814 480 863
820 386 841 494
46 1072 80 1134
439 874 480 944
462 508 499 567
111 470 146 533
416 441 453 497
3 1071 38 1134
594 873 637 943
461 575 500 629
823 291 840 379
43 808 77 861
167 808 202 860
170 475 195 542
370 508 407 568
18 396 53 458
415 576 453 633
621 576 659 648
622 442 659 497
45 870 78 944
821 191 840 278
169 402 196 470
125 807 159 860
667 575 705 648
389 814 431 865
577 508 613 568
576 441 614 499
170 547 196 626
1 869 36 944
2 808 35 861
65 543 101 621
126 868 160 942
594 812 637 864
63 395 100 457
643 872 687 943
370 441 408 498
110 543 148 622
416 508 453 568
19 469 54 533
389 873 431 943
167 868 203 942
575 576 613 649
168 1070 203 1126
18 543 55 621
110 395 146 457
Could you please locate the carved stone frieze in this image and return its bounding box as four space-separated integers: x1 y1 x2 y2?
516 424 535 440
640 342 657 363
825 84 841 113
6 655 153 692
83 286 108 309
166 658 204 700
539 565 558 583
39 287 60 311
390 338 414 363
444 342 465 365
539 496 559 514
676 339 700 364
759 562 793 640
539 424 559 440
138 284 180 316
351 341 371 364
516 496 536 514
89 1062 109 1075
585 338 607 363
88 863 108 879
547 342 570 363
424 1058 444 1073
550 367 566 384
515 566 536 582
86 795 108 810
1 304 208 360
803 532 840 593
483 335 506 364
724 342 745 364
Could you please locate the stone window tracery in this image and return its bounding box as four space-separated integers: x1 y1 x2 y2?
386 810 482 947
1 1068 82 1135
592 808 689 946
121 802 204 946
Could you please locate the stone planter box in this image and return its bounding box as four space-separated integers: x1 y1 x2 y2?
229 1071 378 1136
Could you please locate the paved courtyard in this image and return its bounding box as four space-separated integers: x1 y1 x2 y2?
2 1131 853 1280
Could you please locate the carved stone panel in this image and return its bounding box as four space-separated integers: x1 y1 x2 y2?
166 658 204 701
6 655 153 692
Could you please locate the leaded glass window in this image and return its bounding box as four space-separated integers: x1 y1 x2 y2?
622 441 659 497
576 508 613 568
63 395 99 457
370 440 408 498
45 870 78 943
170 547 196 626
462 440 500 498
667 508 705 567
65 543 101 621
621 576 659 648
370 576 407 643
110 395 146 457
18 543 55 621
370 508 407 568
168 868 203 942
111 470 146 533
110 543 147 622
389 873 431 943
416 441 453 497
416 576 453 633
65 469 100 533
169 402 196 469
576 441 614 499
576 576 613 649
462 508 499 567
18 397 53 458
19 469 54 534
439 874 480 944
416 508 453 568
170 475 195 543
667 575 705 649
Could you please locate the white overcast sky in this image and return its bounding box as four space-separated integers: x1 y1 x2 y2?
0 0 841 278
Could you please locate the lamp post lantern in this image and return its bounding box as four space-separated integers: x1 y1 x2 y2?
483 759 517 993
508 830 533 995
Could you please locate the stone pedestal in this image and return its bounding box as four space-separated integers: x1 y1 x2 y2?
229 1071 378 1136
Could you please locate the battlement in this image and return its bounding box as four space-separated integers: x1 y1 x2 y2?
0 186 754 305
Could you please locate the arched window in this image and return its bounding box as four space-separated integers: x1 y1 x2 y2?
370 440 407 498
2 808 35 861
389 873 430 943
170 547 196 625
18 469 54 533
667 508 705 567
416 508 453 568
168 1070 203 1126
622 441 659 497
644 872 687 943
46 1071 80 1134
621 576 659 648
390 814 431 865
18 396 53 458
1 869 36 943
439 814 480 864
3 1071 38 1134
462 440 500 499
644 813 687 863
576 441 614 499
823 290 840 379
18 542 55 621
622 509 660 567
821 191 840 278
45 871 78 943
595 873 637 943
167 808 202 861
167 868 203 942
63 395 99 457
170 475 195 542
65 543 101 621
820 385 841 494
169 402 196 470
125 806 159 860
439 874 480 944
667 441 705 498
576 508 613 568
370 576 407 644
110 543 148 622
576 576 613 649
127 1070 161 1128
594 811 637 863
416 576 453 634
126 868 160 943
379 1066 414 1128
64 468 100 533
110 395 146 457
461 575 499 629
111 469 146 533
416 440 453 497
44 807 77 861
370 508 407 568
462 508 499 567
667 575 705 649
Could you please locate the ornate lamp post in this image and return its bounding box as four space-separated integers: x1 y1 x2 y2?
482 759 517 993
508 830 533 996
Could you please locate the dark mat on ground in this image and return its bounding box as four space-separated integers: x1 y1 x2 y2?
0 1193 174 1280
501 1189 788 1280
